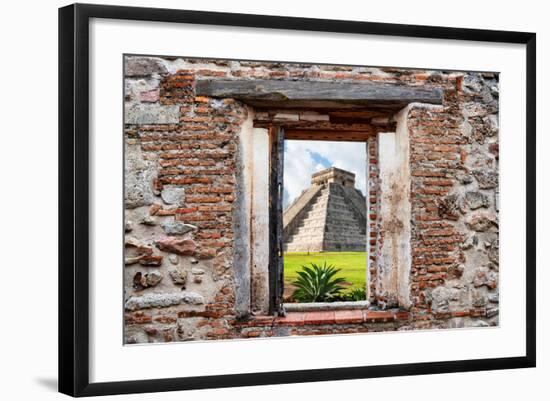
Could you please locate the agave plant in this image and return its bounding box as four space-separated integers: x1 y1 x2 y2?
344 287 367 301
291 262 346 303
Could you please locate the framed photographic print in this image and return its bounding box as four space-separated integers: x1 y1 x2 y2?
58 3 536 397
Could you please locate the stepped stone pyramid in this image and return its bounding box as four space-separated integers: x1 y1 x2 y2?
283 167 367 253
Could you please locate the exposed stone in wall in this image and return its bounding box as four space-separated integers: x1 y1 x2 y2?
133 271 163 289
125 104 181 125
465 191 490 209
160 186 186 205
472 170 498 189
125 57 168 77
161 221 197 235
125 291 204 311
155 237 197 255
125 141 157 209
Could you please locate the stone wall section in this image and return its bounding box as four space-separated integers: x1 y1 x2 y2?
124 58 250 342
123 56 499 342
407 73 499 328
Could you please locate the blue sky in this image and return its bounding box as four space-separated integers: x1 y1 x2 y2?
283 140 367 208
308 150 332 169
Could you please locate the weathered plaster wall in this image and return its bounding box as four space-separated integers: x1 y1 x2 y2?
123 56 499 343
250 126 270 314
233 107 253 318
376 105 412 309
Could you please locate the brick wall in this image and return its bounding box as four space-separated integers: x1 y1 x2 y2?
123 56 499 343
366 137 380 304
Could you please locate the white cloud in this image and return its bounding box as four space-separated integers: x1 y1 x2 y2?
283 140 367 207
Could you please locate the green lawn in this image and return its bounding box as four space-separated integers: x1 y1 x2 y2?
283 252 367 295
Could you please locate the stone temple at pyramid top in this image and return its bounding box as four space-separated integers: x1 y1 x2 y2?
283 167 367 253
310 167 357 188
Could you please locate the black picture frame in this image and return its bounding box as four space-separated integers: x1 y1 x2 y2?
58 3 536 397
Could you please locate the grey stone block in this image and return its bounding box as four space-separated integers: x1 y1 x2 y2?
125 57 168 77
125 142 156 209
466 191 490 209
125 291 204 311
161 186 185 205
473 169 498 189
161 221 198 236
125 104 180 124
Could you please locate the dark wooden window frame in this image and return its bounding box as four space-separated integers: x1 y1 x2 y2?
268 126 286 315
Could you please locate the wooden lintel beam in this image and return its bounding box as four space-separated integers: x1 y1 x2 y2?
284 130 375 142
253 120 379 132
196 79 443 108
327 109 394 118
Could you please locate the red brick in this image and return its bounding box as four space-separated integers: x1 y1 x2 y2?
177 213 216 222
423 229 457 237
334 310 364 324
155 209 176 216
195 248 217 259
187 186 234 194
363 310 395 322
153 315 177 323
423 179 454 187
125 312 152 325
197 232 222 239
198 205 232 212
208 328 229 336
303 311 335 325
470 308 487 317
275 312 305 326
160 177 211 185
174 207 198 214
412 170 446 177
196 69 227 77
140 88 160 103
194 96 210 103
417 187 450 195
415 214 440 221
149 203 161 216
185 196 222 203
395 311 410 321
249 315 275 326
198 240 226 248
432 145 459 152
180 116 212 123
